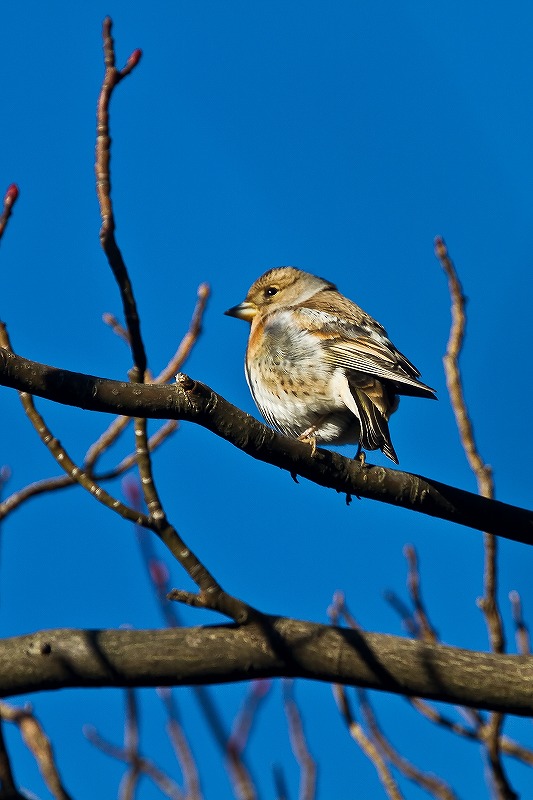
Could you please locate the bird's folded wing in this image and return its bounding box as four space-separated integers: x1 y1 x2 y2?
326 339 435 395
293 307 435 396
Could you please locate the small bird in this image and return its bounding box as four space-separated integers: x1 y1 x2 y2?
225 267 436 464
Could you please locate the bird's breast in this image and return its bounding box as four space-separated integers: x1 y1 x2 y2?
244 309 353 439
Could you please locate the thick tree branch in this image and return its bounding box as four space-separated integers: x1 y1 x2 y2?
2 621 533 716
0 349 531 543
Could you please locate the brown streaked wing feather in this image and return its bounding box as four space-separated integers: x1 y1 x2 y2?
290 305 435 397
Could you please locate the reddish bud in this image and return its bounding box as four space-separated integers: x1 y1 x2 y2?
127 49 142 68
4 184 19 206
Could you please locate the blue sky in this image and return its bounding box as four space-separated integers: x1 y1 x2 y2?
1 2 533 798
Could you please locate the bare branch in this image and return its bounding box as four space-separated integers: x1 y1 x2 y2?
3 623 533 714
0 718 17 796
0 350 531 544
96 17 145 375
226 682 268 800
0 420 177 519
121 689 141 800
358 691 458 800
0 184 19 243
332 685 403 800
436 237 513 800
0 325 253 624
282 680 317 800
403 545 438 643
330 592 456 799
0 700 72 800
157 688 203 800
161 282 211 380
84 722 183 800
103 312 131 344
509 591 530 655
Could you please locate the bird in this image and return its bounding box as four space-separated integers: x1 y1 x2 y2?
225 266 436 464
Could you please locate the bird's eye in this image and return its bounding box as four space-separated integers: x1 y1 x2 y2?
265 286 279 297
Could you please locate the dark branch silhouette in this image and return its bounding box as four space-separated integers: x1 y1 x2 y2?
0 349 531 544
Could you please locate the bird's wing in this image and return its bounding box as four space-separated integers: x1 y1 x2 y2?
292 306 436 397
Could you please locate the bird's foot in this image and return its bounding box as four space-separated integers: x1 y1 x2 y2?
354 443 367 466
298 426 318 457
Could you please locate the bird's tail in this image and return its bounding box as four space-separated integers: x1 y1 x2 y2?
351 387 399 464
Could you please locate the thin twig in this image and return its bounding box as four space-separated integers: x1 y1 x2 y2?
0 700 72 800
403 545 438 643
163 282 211 379
96 18 166 529
436 236 503 646
0 323 254 623
436 237 515 800
358 691 458 800
226 681 270 800
330 593 456 799
0 717 17 795
0 184 19 242
96 17 145 374
121 688 141 800
0 420 177 519
282 680 317 800
102 311 131 344
157 688 203 800
124 481 226 800
84 724 183 799
383 591 420 638
332 685 403 800
509 591 530 655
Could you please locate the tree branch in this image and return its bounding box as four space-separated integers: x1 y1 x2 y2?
0 349 531 543
2 621 533 716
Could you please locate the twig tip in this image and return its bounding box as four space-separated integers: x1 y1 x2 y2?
127 48 143 69
434 235 447 258
4 184 19 206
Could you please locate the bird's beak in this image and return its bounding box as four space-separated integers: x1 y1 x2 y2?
224 301 258 322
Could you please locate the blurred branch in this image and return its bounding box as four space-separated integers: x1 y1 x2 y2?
103 312 130 344
0 352 532 544
332 684 403 800
157 688 203 800
0 700 72 800
282 680 317 800
403 545 438 643
0 718 17 797
84 719 183 800
358 691 458 800
121 688 142 800
509 591 530 655
226 681 270 800
330 592 456 800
